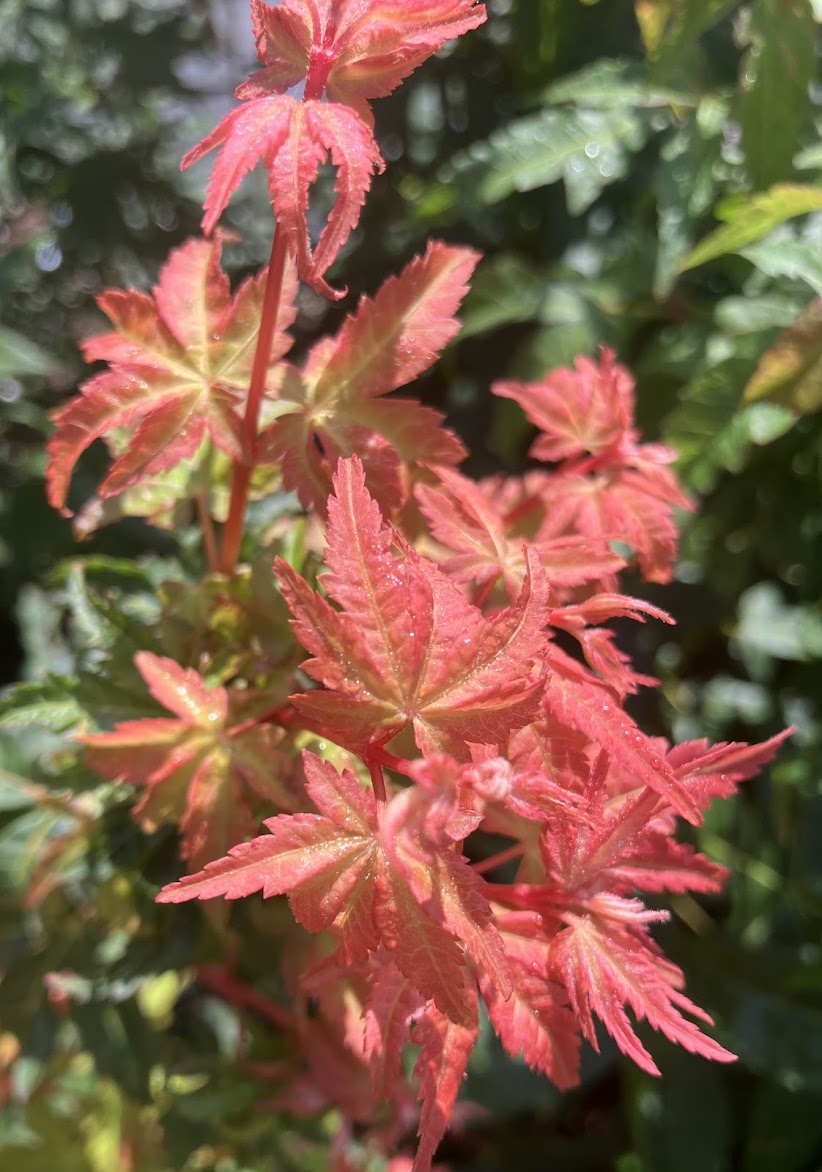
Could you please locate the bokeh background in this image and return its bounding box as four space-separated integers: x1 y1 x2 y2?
2 0 822 1169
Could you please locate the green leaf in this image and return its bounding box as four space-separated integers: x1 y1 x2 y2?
543 58 695 109
740 233 822 295
678 185 822 271
0 326 57 379
738 0 816 190
627 1048 730 1172
427 105 652 216
0 679 85 734
743 299 822 412
734 581 822 668
458 254 546 338
743 1084 822 1172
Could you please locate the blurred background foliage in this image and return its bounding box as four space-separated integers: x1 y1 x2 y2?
2 0 822 1168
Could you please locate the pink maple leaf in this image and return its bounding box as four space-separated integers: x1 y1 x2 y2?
259 242 474 512
158 751 511 1026
241 0 488 124
184 95 383 298
79 652 290 873
46 234 297 513
275 456 551 759
494 348 693 582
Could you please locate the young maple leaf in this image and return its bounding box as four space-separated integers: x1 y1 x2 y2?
46 234 297 514
259 242 475 513
184 95 383 298
79 652 291 873
240 0 488 125
275 456 550 759
494 348 693 583
157 751 510 1028
538 647 702 823
416 465 625 599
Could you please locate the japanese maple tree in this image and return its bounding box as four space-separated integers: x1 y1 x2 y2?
27 0 792 1169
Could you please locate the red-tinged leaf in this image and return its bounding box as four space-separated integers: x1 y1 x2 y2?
667 728 794 808
156 810 372 905
542 665 701 823
540 774 726 897
412 996 479 1172
184 94 382 297
243 0 311 97
495 348 692 583
373 848 473 1027
260 243 473 511
308 241 479 405
481 961 580 1089
552 907 735 1075
495 349 634 462
363 962 423 1096
135 650 226 725
276 457 550 759
381 791 512 998
47 235 297 513
241 0 486 125
538 465 686 584
80 653 287 869
417 465 623 598
159 752 472 1024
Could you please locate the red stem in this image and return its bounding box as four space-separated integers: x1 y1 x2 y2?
471 842 526 876
219 229 289 574
197 964 295 1035
366 756 388 804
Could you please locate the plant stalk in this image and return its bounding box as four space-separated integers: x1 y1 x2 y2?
219 229 289 574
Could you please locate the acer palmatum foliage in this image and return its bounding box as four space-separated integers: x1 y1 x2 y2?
184 0 486 295
494 348 693 583
38 1 792 1169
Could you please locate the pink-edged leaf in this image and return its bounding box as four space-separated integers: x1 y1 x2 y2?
380 790 512 997
552 905 735 1075
363 961 423 1096
482 906 581 1089
80 652 287 869
135 652 227 725
668 728 793 808
156 810 370 904
308 240 479 404
260 243 474 511
417 465 624 597
482 960 580 1089
540 773 726 897
373 847 473 1027
277 457 550 760
242 0 486 123
537 466 686 585
495 348 692 583
495 349 634 462
412 994 479 1172
47 235 296 512
542 663 701 823
184 94 382 297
